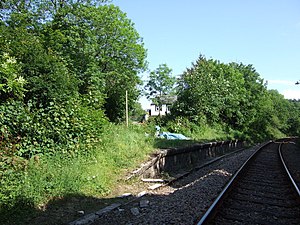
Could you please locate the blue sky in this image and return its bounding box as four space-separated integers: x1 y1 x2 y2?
112 0 300 108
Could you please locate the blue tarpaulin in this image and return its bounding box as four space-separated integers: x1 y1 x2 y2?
158 132 190 140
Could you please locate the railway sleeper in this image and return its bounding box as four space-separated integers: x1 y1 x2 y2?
216 208 300 225
221 201 300 218
239 180 291 190
229 194 298 207
233 188 296 201
235 184 293 195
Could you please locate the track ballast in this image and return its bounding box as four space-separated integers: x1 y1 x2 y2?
198 141 300 225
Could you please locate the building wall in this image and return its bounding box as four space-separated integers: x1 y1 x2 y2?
149 104 170 116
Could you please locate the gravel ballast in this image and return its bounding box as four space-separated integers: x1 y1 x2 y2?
73 140 300 225
91 146 258 225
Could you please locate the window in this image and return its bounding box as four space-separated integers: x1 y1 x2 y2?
166 105 170 112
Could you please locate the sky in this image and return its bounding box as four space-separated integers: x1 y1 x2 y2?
112 0 300 109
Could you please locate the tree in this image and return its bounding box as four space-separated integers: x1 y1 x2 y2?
172 55 274 141
173 55 247 126
0 21 78 106
0 52 26 102
0 0 108 23
43 4 147 122
0 0 150 158
1 2 148 122
230 63 266 121
144 64 176 116
287 100 300 136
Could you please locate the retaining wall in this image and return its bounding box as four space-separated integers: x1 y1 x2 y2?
142 140 246 178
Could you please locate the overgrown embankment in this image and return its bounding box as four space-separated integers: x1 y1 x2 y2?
1 1 300 224
0 124 155 224
0 118 297 225
0 117 236 225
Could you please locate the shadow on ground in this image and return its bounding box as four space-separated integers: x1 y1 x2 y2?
0 193 129 225
1 139 224 225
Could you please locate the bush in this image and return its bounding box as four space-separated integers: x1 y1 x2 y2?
0 123 155 225
0 99 107 158
162 116 228 141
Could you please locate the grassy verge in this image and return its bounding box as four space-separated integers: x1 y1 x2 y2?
0 123 155 224
0 122 227 225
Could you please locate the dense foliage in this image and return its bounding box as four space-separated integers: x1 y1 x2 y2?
170 55 300 141
0 1 149 222
1 2 299 224
144 64 176 116
0 0 147 157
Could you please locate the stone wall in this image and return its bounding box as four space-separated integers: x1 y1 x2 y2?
142 140 246 178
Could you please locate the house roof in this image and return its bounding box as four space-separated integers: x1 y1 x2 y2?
151 95 177 105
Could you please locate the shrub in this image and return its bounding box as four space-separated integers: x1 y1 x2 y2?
0 123 155 225
0 99 107 158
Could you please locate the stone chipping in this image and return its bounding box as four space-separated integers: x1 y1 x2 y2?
70 141 300 225
91 146 257 225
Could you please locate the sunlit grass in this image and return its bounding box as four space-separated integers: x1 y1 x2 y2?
0 122 231 225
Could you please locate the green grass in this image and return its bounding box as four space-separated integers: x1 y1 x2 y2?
0 122 230 225
189 124 229 141
0 123 156 224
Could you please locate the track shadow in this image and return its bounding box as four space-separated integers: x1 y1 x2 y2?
0 193 129 225
90 162 235 225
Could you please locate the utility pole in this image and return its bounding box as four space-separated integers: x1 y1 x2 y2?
125 90 129 127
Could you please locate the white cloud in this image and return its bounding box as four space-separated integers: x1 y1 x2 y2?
267 79 295 86
282 89 300 100
264 79 300 100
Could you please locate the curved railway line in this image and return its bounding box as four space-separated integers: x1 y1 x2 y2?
71 139 300 225
197 139 300 225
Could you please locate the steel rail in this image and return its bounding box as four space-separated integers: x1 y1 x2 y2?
166 146 250 187
279 142 300 197
196 141 272 225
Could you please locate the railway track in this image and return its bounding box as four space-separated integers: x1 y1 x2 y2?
197 140 300 225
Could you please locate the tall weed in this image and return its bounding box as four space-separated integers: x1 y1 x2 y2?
0 123 154 223
0 99 107 158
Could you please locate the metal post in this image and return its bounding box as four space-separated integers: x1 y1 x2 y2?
126 90 129 127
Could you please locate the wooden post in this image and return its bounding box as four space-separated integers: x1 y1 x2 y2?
126 90 129 127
